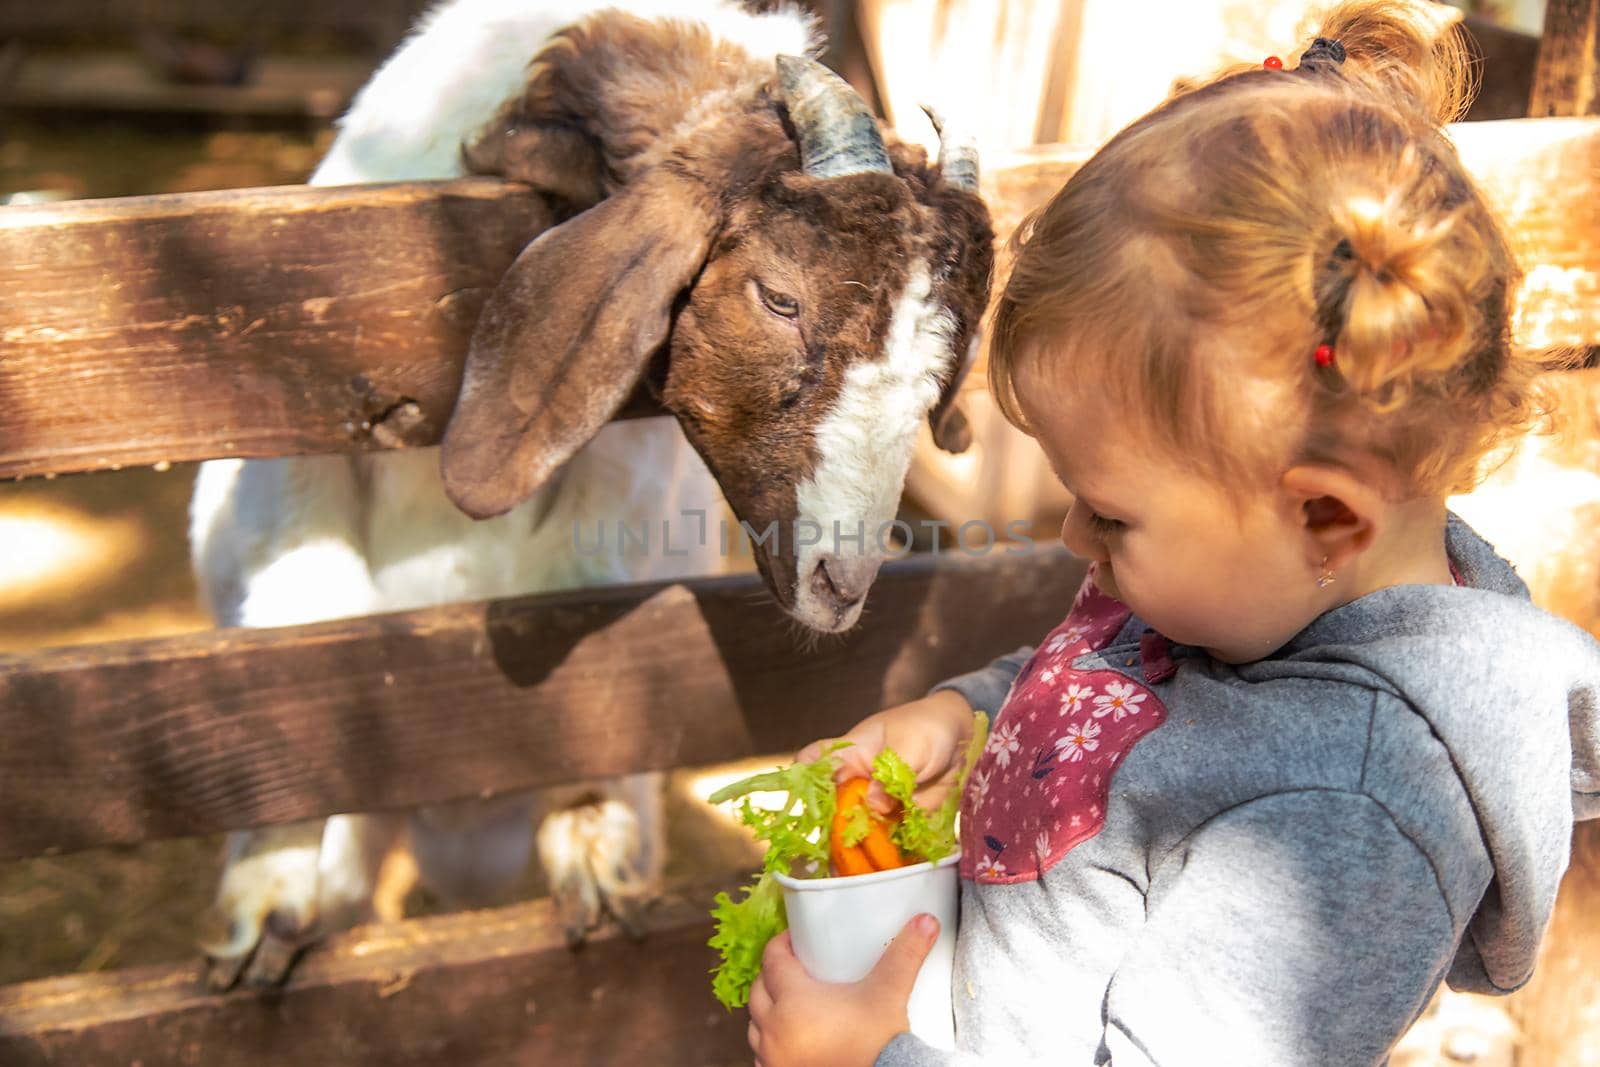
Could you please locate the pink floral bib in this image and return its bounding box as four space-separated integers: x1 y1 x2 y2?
960 567 1170 883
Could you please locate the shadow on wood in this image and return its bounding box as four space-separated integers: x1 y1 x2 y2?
0 548 1086 862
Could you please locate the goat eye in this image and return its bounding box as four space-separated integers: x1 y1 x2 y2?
756 281 800 319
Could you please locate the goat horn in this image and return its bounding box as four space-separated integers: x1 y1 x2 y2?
776 55 892 179
920 104 979 193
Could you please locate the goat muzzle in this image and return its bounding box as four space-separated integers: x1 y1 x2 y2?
808 552 880 626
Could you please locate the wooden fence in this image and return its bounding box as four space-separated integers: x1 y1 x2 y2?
0 0 427 51
1 8 1599 1062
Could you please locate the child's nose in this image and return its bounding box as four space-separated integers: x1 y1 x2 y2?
1059 503 1109 563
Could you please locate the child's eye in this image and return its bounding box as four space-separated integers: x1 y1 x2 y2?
1087 511 1124 537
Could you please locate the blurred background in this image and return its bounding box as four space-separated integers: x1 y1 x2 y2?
0 3 1591 1065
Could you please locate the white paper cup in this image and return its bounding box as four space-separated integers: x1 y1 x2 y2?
774 851 960 1050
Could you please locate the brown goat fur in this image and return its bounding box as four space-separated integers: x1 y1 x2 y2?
447 9 994 616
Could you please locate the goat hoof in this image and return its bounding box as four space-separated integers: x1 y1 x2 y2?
246 909 315 986
202 822 329 992
538 793 661 946
200 907 316 991
607 893 652 941
201 937 250 993
553 879 602 949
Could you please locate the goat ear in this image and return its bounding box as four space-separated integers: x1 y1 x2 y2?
441 174 717 518
462 122 607 211
929 334 979 453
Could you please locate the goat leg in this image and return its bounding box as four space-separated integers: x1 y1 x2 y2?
536 795 610 947
199 821 323 990
199 813 402 990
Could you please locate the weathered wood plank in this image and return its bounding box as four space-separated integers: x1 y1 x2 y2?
1463 15 1541 121
1449 118 1600 354
1505 820 1600 1067
0 546 1085 861
979 145 1088 252
0 0 423 46
0 880 751 1066
4 117 1597 480
1530 0 1600 117
0 180 554 479
3 53 372 121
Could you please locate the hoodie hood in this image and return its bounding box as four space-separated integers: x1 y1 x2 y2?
1269 514 1600 993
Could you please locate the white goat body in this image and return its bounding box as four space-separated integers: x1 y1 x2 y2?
189 0 992 985
190 0 811 985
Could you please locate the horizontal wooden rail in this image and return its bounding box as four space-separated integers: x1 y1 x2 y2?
2 53 371 122
0 0 418 38
0 179 553 480
0 546 1085 862
0 879 749 1066
2 117 1597 480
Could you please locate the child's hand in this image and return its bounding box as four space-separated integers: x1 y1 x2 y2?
797 690 977 815
747 915 939 1067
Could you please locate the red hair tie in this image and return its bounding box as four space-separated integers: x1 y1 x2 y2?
1314 343 1336 367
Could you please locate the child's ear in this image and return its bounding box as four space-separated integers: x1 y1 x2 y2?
1279 465 1385 573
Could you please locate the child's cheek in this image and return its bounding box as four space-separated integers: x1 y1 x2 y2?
1099 550 1158 631
1095 560 1122 602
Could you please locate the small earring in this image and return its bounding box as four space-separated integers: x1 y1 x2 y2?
1316 557 1335 589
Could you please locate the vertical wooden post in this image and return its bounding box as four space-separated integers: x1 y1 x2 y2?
1529 0 1600 115
1508 7 1600 1065
1507 821 1600 1067
1511 11 1600 1065
821 0 884 116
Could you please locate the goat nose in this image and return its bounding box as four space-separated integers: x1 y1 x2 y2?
810 553 879 612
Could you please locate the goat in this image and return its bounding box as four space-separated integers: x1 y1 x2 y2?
189 0 994 989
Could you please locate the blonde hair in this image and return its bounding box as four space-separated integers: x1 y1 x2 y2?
990 0 1550 497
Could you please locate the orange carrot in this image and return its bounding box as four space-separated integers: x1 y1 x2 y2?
837 776 872 811
860 821 906 871
831 838 875 876
830 778 872 875
830 777 906 874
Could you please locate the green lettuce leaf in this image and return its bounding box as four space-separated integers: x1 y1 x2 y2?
838 801 872 847
706 720 989 1009
707 743 846 1007
708 871 784 1009
874 711 989 863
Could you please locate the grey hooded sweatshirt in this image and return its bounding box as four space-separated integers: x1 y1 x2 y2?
877 516 1600 1067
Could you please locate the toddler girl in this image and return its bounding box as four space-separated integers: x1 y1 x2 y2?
745 2 1600 1064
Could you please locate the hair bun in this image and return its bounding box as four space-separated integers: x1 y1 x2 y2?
1320 184 1487 406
